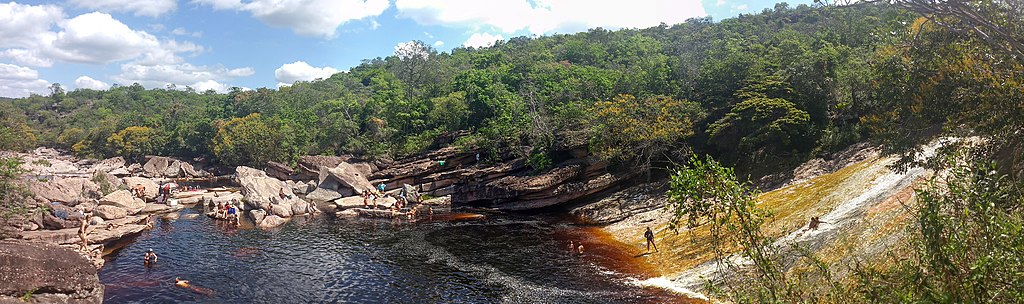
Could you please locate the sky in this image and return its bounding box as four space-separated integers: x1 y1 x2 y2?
0 0 815 98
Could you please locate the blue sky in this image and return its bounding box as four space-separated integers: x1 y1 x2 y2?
0 0 814 97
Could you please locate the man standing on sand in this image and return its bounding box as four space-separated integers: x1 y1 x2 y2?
644 227 658 253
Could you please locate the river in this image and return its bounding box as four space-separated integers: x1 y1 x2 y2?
98 206 690 303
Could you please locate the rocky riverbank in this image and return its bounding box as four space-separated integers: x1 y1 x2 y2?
568 142 934 300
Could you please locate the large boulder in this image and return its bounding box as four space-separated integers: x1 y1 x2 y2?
401 184 421 204
122 177 158 202
93 205 127 220
234 166 305 217
249 209 267 225
307 162 374 202
28 177 101 206
259 215 287 228
41 203 85 230
290 200 311 215
98 190 145 215
90 156 126 175
0 241 104 303
141 156 172 177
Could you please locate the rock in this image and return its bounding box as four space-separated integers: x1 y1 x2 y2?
99 190 145 215
141 156 172 177
290 180 313 195
41 203 84 230
335 209 359 217
249 209 267 225
0 241 104 303
269 202 293 218
325 162 375 193
93 205 127 220
333 196 366 210
401 184 421 203
291 200 310 215
306 187 345 202
570 182 668 225
259 215 287 228
28 177 101 206
234 166 305 216
122 177 158 202
89 216 105 226
422 195 451 206
91 156 126 175
141 203 182 214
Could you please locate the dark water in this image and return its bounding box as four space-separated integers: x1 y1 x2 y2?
99 207 683 303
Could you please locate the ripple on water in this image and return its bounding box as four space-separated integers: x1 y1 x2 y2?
100 208 686 303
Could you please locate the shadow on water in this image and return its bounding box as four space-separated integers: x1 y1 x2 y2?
99 207 695 303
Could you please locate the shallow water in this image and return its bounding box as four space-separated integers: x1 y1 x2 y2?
99 207 687 303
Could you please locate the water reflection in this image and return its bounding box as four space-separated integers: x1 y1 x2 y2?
99 207 687 303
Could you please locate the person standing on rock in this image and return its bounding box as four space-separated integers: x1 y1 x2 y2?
378 182 386 193
644 227 658 253
78 211 90 251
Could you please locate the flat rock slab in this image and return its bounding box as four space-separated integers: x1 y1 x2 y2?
0 241 104 303
142 203 183 214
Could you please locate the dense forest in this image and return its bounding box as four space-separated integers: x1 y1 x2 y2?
2 1 1023 302
0 3 913 174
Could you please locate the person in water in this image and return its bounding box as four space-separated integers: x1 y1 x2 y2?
644 227 659 253
577 242 585 255
175 277 215 296
144 248 158 264
227 203 238 224
568 240 575 254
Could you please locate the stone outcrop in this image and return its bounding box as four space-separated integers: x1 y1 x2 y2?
234 166 306 220
259 215 287 228
98 190 145 215
93 205 127 220
306 162 375 202
27 177 100 206
0 241 104 304
140 156 209 178
122 177 158 202
570 182 668 225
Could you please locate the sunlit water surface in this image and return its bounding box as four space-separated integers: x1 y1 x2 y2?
99 207 685 303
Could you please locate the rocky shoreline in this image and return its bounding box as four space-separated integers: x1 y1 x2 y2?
0 143 652 302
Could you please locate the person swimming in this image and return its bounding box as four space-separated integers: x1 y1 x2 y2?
577 242 584 255
175 277 189 288
144 248 158 264
175 277 215 296
568 240 575 254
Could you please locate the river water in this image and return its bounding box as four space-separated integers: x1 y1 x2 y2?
98 207 689 303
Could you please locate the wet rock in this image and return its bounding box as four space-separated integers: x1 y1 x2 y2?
122 177 158 202
0 241 104 303
98 190 145 215
259 215 287 228
93 205 127 220
249 209 267 225
421 195 451 206
290 200 311 215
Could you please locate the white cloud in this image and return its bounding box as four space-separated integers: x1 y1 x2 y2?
68 0 177 17
433 40 444 47
0 63 50 98
394 41 430 59
114 63 255 90
171 27 204 38
395 0 707 35
274 61 339 85
74 76 109 90
463 33 503 48
191 79 230 93
0 2 63 49
47 12 164 64
194 0 390 38
736 4 749 10
716 0 727 6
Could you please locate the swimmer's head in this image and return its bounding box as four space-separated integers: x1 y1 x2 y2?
148 248 154 253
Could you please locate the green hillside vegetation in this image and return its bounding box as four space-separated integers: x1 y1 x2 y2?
2 1 1023 302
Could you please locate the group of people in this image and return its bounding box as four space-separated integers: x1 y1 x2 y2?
567 240 585 254
211 200 240 225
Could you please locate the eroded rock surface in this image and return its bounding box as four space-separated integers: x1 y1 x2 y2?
0 241 103 304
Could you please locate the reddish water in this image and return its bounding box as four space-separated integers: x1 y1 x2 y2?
99 208 693 303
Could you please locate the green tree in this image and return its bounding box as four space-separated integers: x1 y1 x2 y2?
210 113 283 167
106 126 167 162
